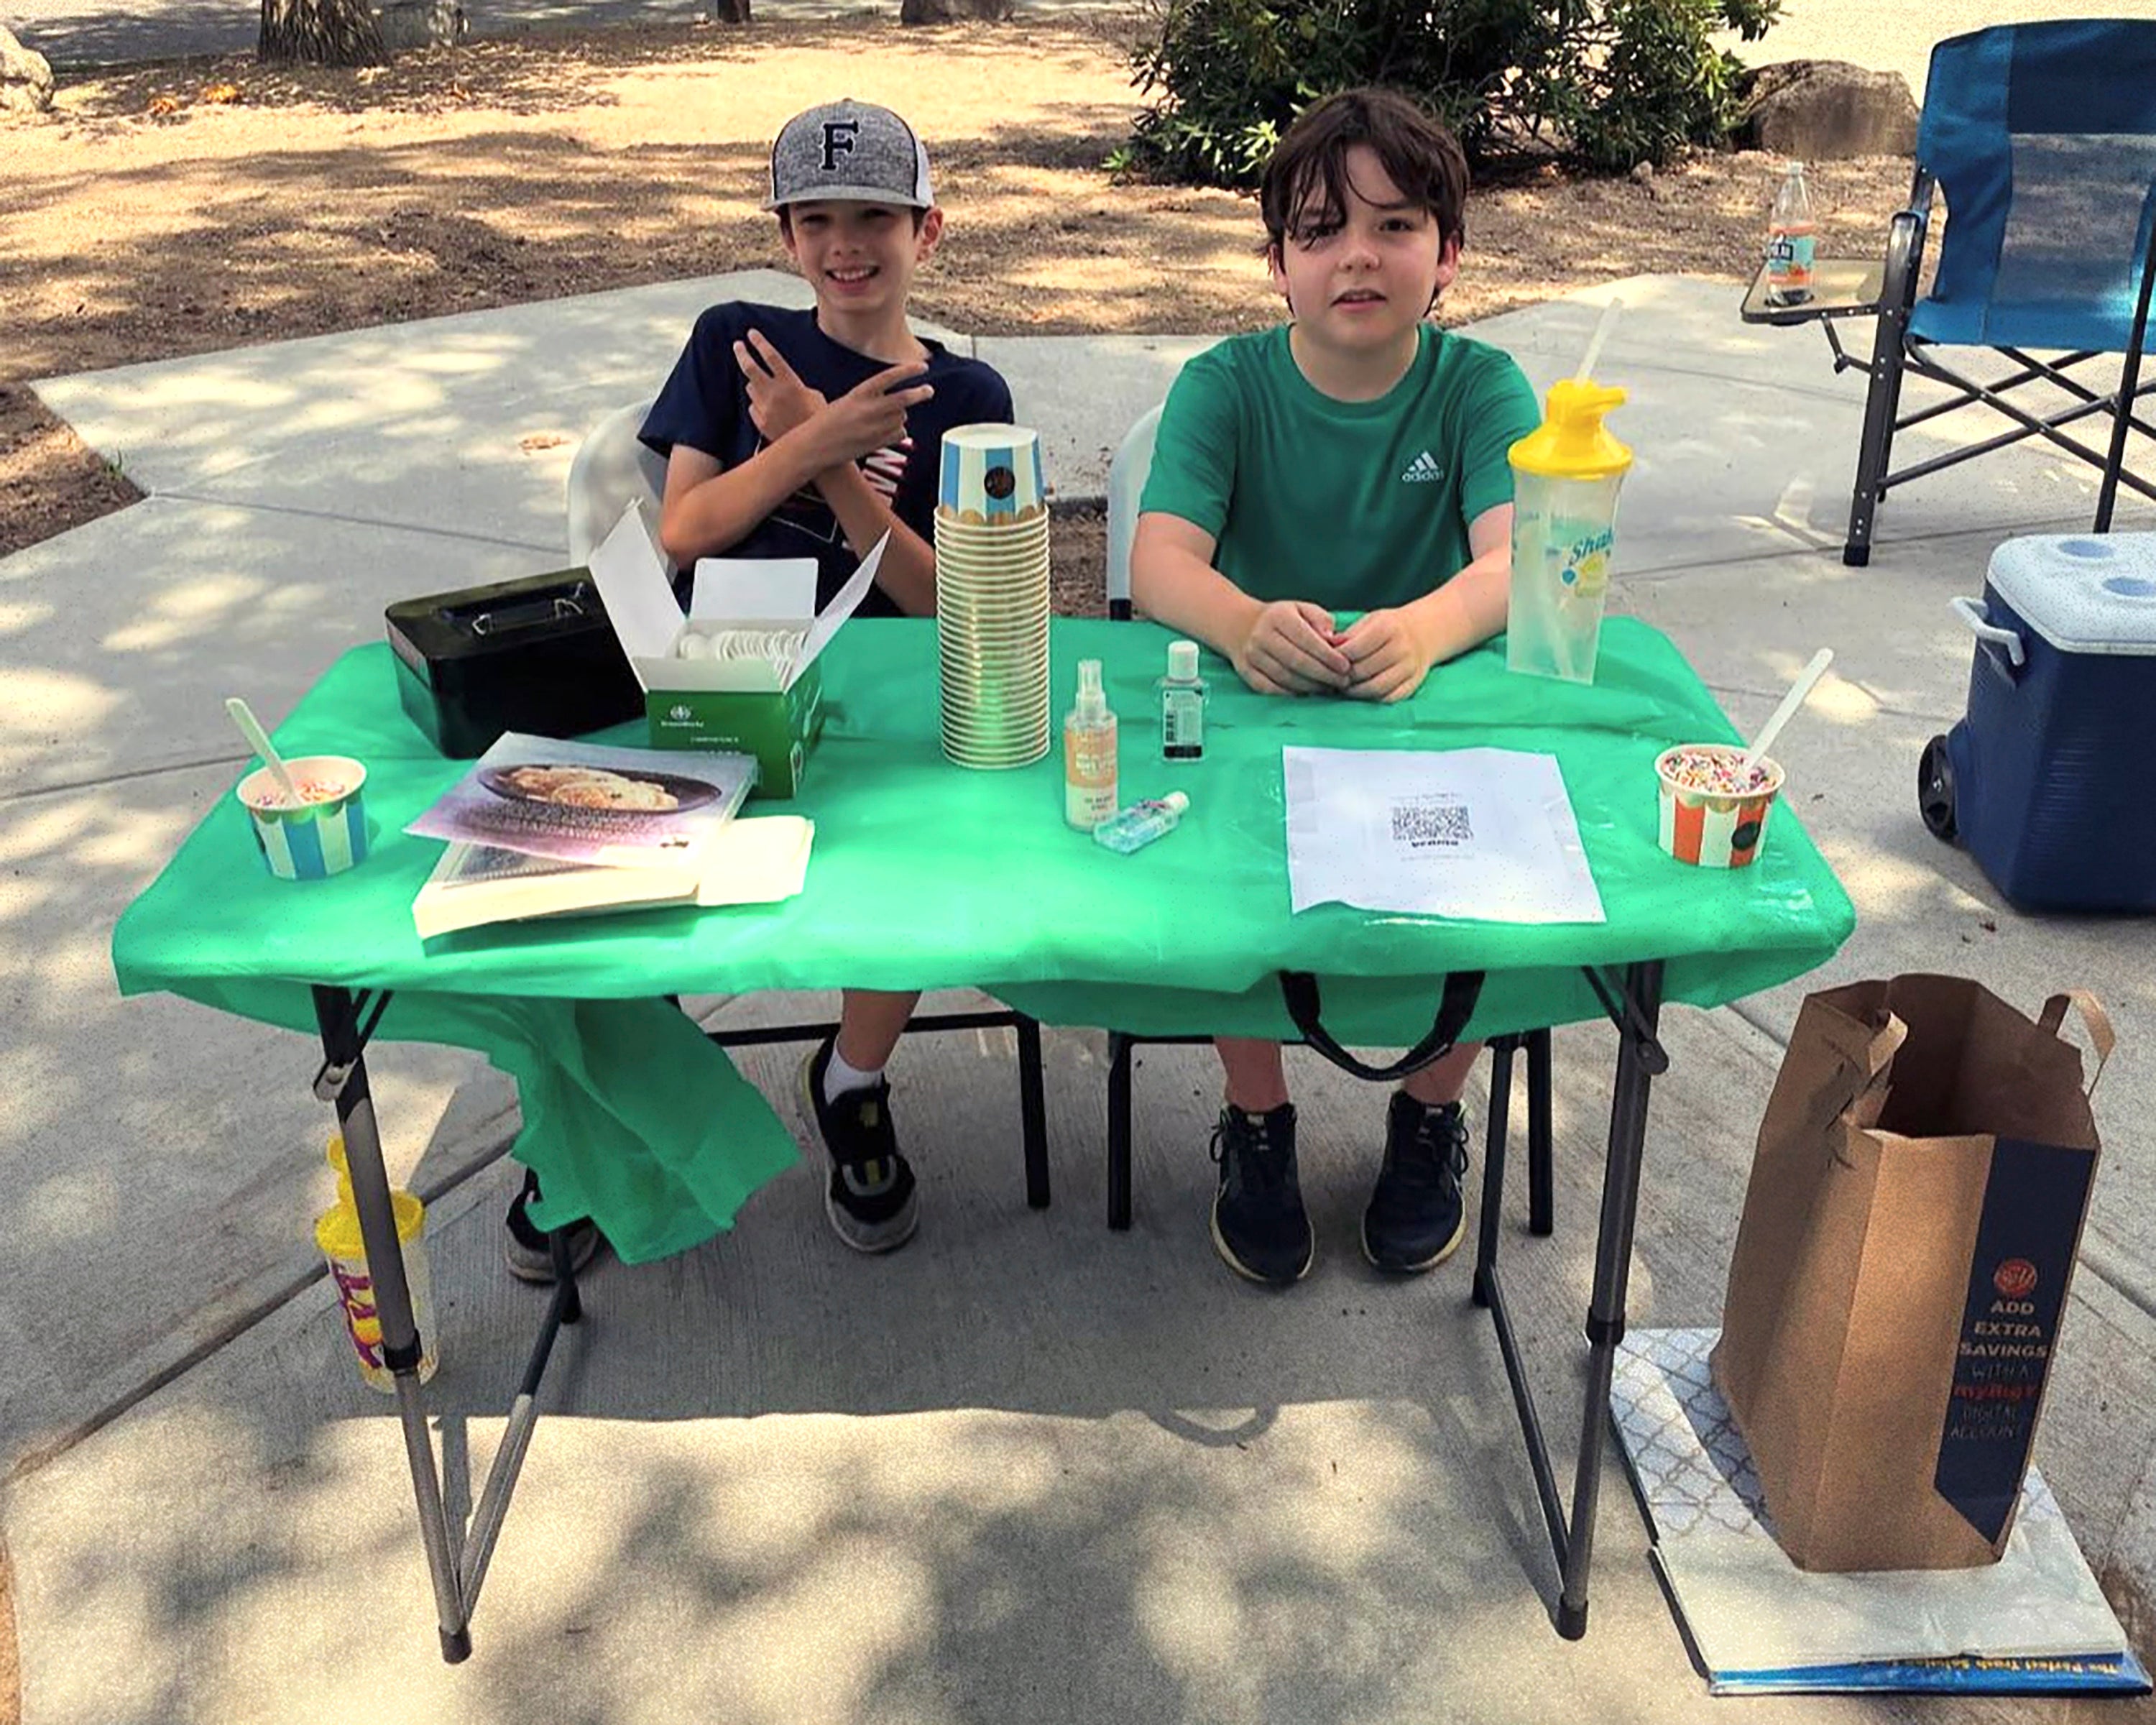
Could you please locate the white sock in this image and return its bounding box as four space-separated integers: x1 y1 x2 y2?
824 1044 884 1104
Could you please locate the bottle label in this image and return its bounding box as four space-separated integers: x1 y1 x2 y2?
1065 724 1118 829
1161 688 1204 756
1557 523 1613 601
1766 227 1816 290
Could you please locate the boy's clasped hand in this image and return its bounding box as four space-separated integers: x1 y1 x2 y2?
1235 598 1436 704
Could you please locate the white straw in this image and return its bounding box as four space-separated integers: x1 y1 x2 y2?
1741 648 1835 776
1574 297 1623 384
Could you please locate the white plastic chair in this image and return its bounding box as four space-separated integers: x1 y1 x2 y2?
1104 402 1162 620
566 401 669 567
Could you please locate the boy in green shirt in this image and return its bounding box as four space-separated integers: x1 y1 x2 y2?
1132 86 1542 1286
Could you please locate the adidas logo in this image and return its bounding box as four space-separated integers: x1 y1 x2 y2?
1401 450 1445 484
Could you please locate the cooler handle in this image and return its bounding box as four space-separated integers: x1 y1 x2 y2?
1949 596 2025 668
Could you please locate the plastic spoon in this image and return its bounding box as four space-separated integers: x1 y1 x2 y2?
1741 648 1835 777
224 696 302 805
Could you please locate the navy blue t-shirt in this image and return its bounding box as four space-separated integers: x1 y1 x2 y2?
640 302 1015 616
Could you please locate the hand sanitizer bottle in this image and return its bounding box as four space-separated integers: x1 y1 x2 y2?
1093 791 1190 854
1158 639 1207 760
1064 658 1118 830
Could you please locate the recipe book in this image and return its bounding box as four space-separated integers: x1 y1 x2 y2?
405 732 757 870
412 816 814 939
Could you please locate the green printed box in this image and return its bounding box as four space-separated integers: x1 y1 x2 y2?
646 668 825 799
586 504 883 799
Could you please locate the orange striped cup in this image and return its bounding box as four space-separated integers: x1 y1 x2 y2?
1655 744 1784 869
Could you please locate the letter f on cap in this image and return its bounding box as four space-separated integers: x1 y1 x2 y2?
819 120 858 171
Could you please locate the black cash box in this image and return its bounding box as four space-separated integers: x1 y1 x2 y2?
385 568 647 758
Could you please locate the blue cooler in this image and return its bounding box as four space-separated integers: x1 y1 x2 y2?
1920 533 2156 912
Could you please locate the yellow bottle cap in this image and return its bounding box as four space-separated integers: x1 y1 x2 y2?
1508 379 1633 480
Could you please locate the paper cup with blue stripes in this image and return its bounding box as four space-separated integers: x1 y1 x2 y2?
938 423 1046 528
238 755 369 880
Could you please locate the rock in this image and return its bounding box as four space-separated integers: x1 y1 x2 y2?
1 23 55 118
900 0 1012 22
1628 160 1654 184
1739 60 1917 161
373 0 465 50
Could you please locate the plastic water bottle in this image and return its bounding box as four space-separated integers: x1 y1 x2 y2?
1765 160 1815 307
1506 379 1633 686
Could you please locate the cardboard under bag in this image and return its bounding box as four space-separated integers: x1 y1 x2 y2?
1711 975 2113 1573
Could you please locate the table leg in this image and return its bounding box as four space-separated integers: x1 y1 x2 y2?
1555 960 1664 1638
312 986 473 1664
1106 1033 1135 1231
1526 1029 1554 1238
1471 1035 1517 1309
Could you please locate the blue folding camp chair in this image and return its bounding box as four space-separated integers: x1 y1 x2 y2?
1744 19 2156 565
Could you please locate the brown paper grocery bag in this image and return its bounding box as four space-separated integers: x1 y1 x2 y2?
1710 975 2112 1573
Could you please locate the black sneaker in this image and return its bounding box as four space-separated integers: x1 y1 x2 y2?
502 1168 604 1285
800 1037 918 1254
1362 1093 1470 1274
1209 1103 1313 1286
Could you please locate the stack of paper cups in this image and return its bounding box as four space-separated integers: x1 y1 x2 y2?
936 423 1051 768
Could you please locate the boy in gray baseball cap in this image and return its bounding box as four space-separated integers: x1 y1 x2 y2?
630 100 1011 1262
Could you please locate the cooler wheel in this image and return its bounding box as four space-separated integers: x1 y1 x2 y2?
1918 735 1957 842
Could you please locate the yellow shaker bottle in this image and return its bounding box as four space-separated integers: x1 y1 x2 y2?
315 1134 438 1392
1506 379 1632 684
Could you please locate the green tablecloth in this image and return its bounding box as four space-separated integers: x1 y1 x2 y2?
111 617 1854 1261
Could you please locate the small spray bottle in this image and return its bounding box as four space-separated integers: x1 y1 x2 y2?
1064 658 1118 830
1158 639 1207 760
1093 791 1189 855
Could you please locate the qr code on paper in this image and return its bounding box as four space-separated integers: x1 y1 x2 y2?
1391 798 1473 849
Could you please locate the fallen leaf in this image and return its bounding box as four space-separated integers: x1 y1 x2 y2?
517 432 571 452
1978 917 1999 933
199 82 242 104
147 93 182 117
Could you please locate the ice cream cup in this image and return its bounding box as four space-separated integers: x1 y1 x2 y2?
237 755 369 880
1655 744 1784 869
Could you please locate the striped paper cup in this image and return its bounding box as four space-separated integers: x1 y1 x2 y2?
237 755 369 880
937 423 1046 525
1655 745 1783 869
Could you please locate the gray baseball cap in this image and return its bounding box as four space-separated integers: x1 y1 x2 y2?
765 99 935 211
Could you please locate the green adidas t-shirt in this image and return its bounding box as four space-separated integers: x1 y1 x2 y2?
1140 323 1542 612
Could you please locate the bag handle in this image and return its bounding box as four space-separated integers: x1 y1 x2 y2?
1279 970 1484 1082
1839 1009 1908 1131
2039 990 2115 1098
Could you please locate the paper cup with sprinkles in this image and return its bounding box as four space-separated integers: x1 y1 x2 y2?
1656 744 1784 869
237 755 369 880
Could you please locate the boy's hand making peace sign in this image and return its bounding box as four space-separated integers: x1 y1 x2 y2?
736 328 935 471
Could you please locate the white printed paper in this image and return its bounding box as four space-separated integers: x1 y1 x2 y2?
1283 745 1605 924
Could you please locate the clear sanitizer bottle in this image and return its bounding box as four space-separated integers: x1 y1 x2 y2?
1093 791 1190 854
1158 638 1207 760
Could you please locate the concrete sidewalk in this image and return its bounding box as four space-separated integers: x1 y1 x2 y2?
5 272 2155 1722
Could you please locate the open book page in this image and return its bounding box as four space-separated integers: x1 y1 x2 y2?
405 732 755 869
413 817 814 940
1283 745 1605 924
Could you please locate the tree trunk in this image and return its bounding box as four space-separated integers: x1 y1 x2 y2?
259 0 385 65
713 0 750 22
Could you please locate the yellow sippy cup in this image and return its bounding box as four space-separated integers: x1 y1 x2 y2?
314 1134 438 1392
1506 378 1632 684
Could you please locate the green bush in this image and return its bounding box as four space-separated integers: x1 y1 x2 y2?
1115 0 1781 186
